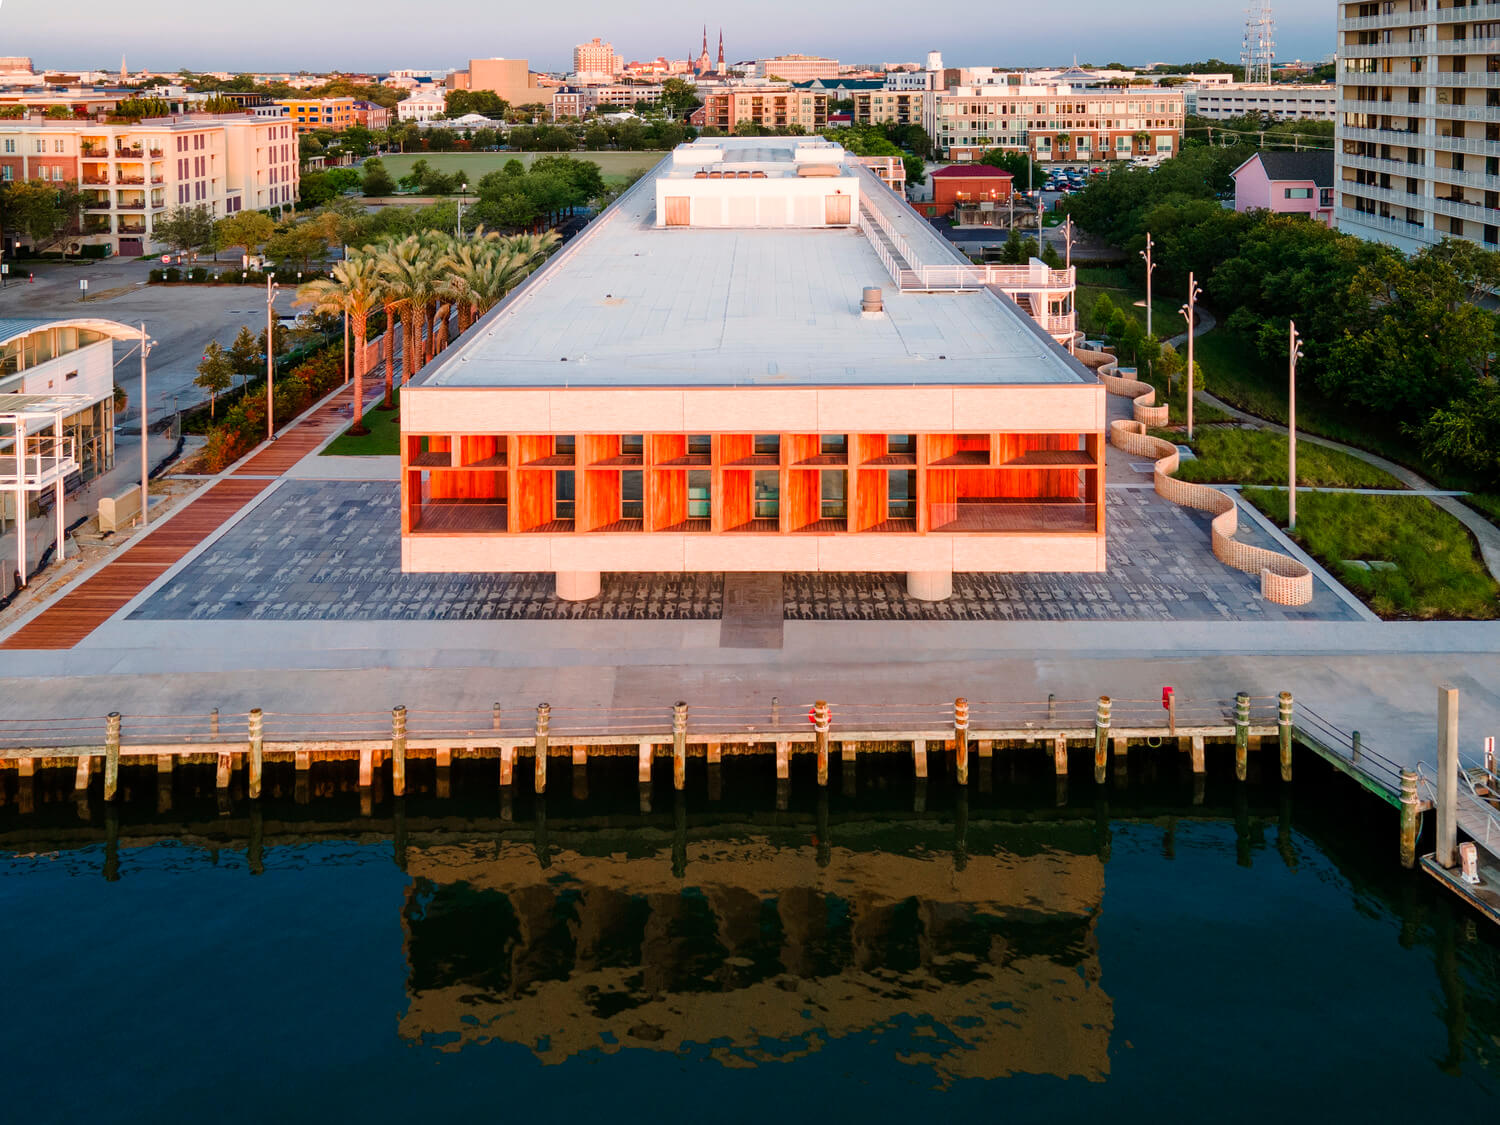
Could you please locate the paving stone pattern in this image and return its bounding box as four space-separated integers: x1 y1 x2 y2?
131 480 1360 624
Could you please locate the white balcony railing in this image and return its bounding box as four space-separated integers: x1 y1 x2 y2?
0 433 78 489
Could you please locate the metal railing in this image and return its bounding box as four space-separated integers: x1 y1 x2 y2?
0 434 77 489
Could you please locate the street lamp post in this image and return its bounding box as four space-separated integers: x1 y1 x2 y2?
1289 320 1303 531
1178 272 1202 440
265 272 280 440
1061 214 1074 271
138 323 152 527
1139 232 1155 338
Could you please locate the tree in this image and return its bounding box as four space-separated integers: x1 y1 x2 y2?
194 341 234 418
979 149 1043 192
659 78 702 118
228 326 260 388
214 209 275 264
154 205 214 255
362 158 396 197
296 254 385 435
0 179 84 253
445 89 508 118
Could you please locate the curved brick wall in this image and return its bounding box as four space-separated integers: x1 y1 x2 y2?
1076 345 1313 606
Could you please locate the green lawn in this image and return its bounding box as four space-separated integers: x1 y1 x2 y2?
1169 428 1403 488
1244 488 1499 620
378 150 668 187
321 394 401 456
1465 493 1500 526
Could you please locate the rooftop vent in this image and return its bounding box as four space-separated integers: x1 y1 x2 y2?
861 287 884 316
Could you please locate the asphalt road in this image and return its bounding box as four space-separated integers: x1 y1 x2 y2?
0 256 304 424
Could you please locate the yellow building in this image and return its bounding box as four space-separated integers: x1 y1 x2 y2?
275 96 358 134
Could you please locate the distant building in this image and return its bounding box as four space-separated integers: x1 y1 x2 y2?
1232 150 1334 225
574 38 623 78
699 86 828 133
852 89 923 127
1189 83 1336 121
757 54 839 83
921 164 1014 224
397 89 446 123
449 58 546 110
275 97 359 134
352 100 389 131
0 115 297 257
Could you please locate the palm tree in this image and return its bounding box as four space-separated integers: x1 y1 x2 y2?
379 235 441 388
296 253 383 436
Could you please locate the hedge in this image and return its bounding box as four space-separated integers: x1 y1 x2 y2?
197 343 346 473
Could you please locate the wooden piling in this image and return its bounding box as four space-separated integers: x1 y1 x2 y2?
534 703 550 795
358 747 373 788
912 738 928 779
1399 768 1420 869
75 755 92 791
248 707 264 799
673 701 687 792
391 705 407 798
775 740 789 780
1112 735 1129 783
954 697 970 786
500 745 514 787
156 753 172 775
436 747 452 768
707 742 722 765
1053 735 1068 776
814 700 830 787
841 741 856 762
103 712 120 802
1437 684 1458 869
210 707 220 738
1278 691 1294 782
637 739 652 783
1093 696 1111 785
18 756 34 777
216 752 232 790
1234 693 1250 782
295 749 310 772
492 702 502 731
572 745 586 766
977 738 993 759
1190 735 1205 775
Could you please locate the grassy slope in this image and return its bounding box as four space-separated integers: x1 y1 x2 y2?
1172 428 1402 488
1244 488 1498 620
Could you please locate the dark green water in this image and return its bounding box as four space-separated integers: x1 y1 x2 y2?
3 750 1498 1124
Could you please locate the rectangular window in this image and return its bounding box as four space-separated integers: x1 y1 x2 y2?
819 433 846 456
687 469 712 517
753 470 779 518
820 470 847 519
1285 187 1314 199
621 433 643 457
687 434 712 456
621 470 643 519
888 470 916 519
1 167 10 181
554 471 575 520
887 433 915 455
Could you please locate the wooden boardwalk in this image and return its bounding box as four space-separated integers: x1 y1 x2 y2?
1 381 369 651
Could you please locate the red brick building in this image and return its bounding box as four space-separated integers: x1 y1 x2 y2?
921 164 1013 221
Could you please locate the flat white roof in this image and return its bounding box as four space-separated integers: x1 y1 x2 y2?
420 139 1088 390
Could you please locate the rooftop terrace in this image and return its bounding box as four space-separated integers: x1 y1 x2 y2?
419 138 1088 391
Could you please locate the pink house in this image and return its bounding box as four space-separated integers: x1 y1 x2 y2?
1231 151 1334 225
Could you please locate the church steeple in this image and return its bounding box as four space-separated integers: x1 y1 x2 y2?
716 29 725 74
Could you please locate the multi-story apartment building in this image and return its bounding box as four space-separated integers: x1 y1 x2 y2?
852 88 925 126
923 81 1185 163
1189 83 1337 120
573 38 623 77
757 55 840 83
1336 0 1500 250
552 84 660 118
699 86 829 133
0 115 298 257
276 97 359 134
399 138 1096 603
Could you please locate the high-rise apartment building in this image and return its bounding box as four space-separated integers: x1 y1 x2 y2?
573 38 622 77
0 115 298 257
756 55 840 82
1336 0 1500 251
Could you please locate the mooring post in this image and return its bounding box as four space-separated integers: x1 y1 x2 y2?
534 703 550 796
103 712 120 802
391 705 408 798
210 707 220 738
1278 691 1294 782
1437 683 1459 869
954 697 970 786
1352 730 1362 764
814 700 830 787
248 707 264 799
492 702 502 732
913 737 929 779
637 739 652 783
1234 693 1250 782
1093 696 1111 785
775 739 789 780
1399 768 1420 869
771 696 781 726
1168 691 1178 736
499 745 514 787
1047 693 1056 723
673 701 688 791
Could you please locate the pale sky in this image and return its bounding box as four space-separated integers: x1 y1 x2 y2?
0 0 1336 74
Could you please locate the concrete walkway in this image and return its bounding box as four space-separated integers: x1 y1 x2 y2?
1198 388 1500 583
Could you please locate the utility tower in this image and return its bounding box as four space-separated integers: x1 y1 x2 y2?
1241 0 1276 85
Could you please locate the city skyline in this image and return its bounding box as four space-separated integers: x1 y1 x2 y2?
1 0 1336 73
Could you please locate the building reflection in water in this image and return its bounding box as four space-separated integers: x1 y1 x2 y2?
399 829 1111 1082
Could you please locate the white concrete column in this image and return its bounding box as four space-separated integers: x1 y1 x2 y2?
906 570 952 601
555 571 601 601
